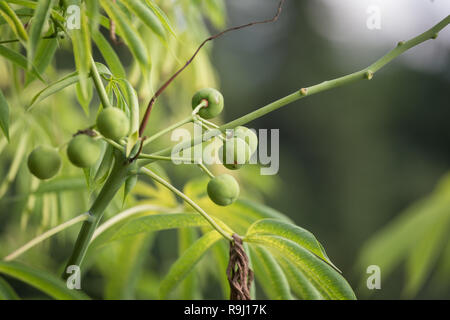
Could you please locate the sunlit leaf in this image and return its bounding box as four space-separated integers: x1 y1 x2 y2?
100 0 150 71
28 0 53 67
0 44 44 82
159 231 222 299
0 1 28 42
246 234 356 300
0 261 90 300
92 30 126 78
250 245 293 299
28 62 111 110
122 0 166 43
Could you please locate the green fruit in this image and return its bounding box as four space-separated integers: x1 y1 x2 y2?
191 88 224 119
219 137 251 170
97 107 130 141
231 126 258 154
67 135 101 168
27 146 61 180
207 174 240 206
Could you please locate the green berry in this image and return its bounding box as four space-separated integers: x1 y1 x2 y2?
191 88 224 119
27 146 61 180
219 137 251 170
207 174 240 206
231 126 258 155
67 135 101 168
97 108 130 141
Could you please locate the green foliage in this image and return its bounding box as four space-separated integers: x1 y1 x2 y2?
6 0 439 301
358 173 450 297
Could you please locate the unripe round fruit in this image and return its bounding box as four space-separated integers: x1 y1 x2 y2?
219 137 251 170
207 174 240 206
27 146 61 180
97 107 130 141
191 88 224 119
67 135 101 168
231 126 258 155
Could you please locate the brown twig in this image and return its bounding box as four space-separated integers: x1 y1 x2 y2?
226 234 254 300
138 0 285 136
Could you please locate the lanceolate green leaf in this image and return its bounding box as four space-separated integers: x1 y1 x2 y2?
122 0 166 42
246 219 338 270
0 1 28 42
278 257 324 300
25 37 58 85
250 245 293 300
0 261 90 300
92 30 126 78
246 234 356 300
0 89 10 141
404 212 450 297
145 0 176 38
5 0 64 22
178 228 200 299
100 0 150 70
70 4 91 106
159 231 222 299
28 62 111 110
0 44 44 82
0 276 19 300
103 213 209 245
28 0 53 67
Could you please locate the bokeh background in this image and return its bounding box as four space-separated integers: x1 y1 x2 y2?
212 0 450 299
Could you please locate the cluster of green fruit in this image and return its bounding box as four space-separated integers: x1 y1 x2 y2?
192 88 258 207
27 107 130 180
27 88 258 208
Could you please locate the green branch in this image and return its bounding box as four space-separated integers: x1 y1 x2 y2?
138 15 449 164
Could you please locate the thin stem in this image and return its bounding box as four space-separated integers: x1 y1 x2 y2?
90 56 113 110
140 167 233 241
143 115 194 146
4 213 90 261
138 0 285 136
198 162 215 179
140 15 450 162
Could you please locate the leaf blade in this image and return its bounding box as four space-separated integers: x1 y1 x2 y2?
159 231 222 299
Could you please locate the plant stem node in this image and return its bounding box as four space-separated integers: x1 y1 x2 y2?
365 70 374 80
